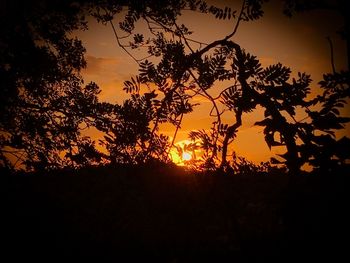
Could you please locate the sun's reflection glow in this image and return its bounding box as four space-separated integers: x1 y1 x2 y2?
182 152 192 161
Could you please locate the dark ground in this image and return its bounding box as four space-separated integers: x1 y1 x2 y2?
1 164 349 262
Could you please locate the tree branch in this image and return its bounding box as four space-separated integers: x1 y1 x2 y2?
326 36 336 73
110 20 140 65
225 0 246 40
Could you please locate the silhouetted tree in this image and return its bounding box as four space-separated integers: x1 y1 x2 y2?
0 0 198 170
2 0 349 174
95 0 349 175
97 84 173 164
0 0 110 170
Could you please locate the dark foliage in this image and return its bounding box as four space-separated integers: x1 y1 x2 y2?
0 0 111 170
1 0 349 175
98 91 171 164
87 0 349 175
1 1 349 262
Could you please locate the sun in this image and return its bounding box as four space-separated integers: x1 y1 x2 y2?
182 152 192 161
168 139 202 166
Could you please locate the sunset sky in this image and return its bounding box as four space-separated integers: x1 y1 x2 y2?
75 0 348 164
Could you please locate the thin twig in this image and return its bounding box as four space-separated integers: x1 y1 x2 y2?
326 36 336 74
187 69 222 158
174 20 195 53
166 112 184 159
109 20 140 65
225 0 246 40
148 16 208 48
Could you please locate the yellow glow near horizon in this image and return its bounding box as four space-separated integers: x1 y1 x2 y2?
169 150 183 165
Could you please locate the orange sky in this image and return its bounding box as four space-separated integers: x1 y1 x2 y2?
76 0 349 164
